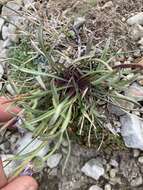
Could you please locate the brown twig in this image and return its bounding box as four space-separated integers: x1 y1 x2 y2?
112 63 143 70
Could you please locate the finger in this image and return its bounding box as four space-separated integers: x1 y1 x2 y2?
0 160 7 188
0 96 21 123
1 176 38 190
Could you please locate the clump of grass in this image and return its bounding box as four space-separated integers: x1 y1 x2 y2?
2 3 142 176
5 30 141 175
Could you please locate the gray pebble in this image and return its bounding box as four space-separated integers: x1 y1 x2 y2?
110 159 119 168
109 169 118 178
133 149 140 158
131 176 143 187
104 184 112 190
89 185 103 190
138 156 143 164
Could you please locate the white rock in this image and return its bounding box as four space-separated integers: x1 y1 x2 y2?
106 164 111 172
2 25 9 40
2 2 22 25
46 153 62 168
131 176 143 187
110 177 122 185
24 0 34 9
109 169 118 178
89 185 103 190
130 24 143 41
0 18 4 31
0 64 4 79
81 159 105 180
125 82 143 101
138 156 143 164
127 13 143 25
14 132 49 157
74 17 86 29
133 149 140 158
104 184 112 190
2 1 20 18
120 114 143 150
138 37 143 45
109 159 118 168
1 154 17 177
101 1 113 9
3 39 12 48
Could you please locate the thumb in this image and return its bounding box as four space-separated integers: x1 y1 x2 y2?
1 176 38 190
0 160 7 188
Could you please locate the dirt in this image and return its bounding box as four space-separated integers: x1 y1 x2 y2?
48 0 143 52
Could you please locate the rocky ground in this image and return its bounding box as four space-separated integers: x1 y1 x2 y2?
1 0 143 190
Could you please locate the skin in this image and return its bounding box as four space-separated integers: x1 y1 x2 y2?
0 161 38 190
0 96 38 190
0 97 21 122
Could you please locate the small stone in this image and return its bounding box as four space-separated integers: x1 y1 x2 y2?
0 49 7 59
106 164 111 172
133 49 141 57
24 0 34 9
127 12 143 25
127 56 134 62
0 64 4 79
3 39 12 48
2 25 9 40
120 114 143 150
104 184 112 190
102 1 113 9
10 134 19 144
130 24 143 41
110 159 119 168
46 153 62 169
133 149 140 158
14 132 49 157
138 37 143 45
110 177 122 185
89 185 103 190
109 169 118 178
81 159 105 180
0 18 4 31
138 156 143 164
125 82 143 101
131 176 143 187
74 17 86 29
2 1 20 18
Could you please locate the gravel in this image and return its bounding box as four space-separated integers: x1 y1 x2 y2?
46 153 62 169
89 185 103 190
127 12 143 25
120 114 143 150
81 159 105 180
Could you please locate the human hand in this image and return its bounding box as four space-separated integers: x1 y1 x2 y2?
0 160 38 190
0 96 38 190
